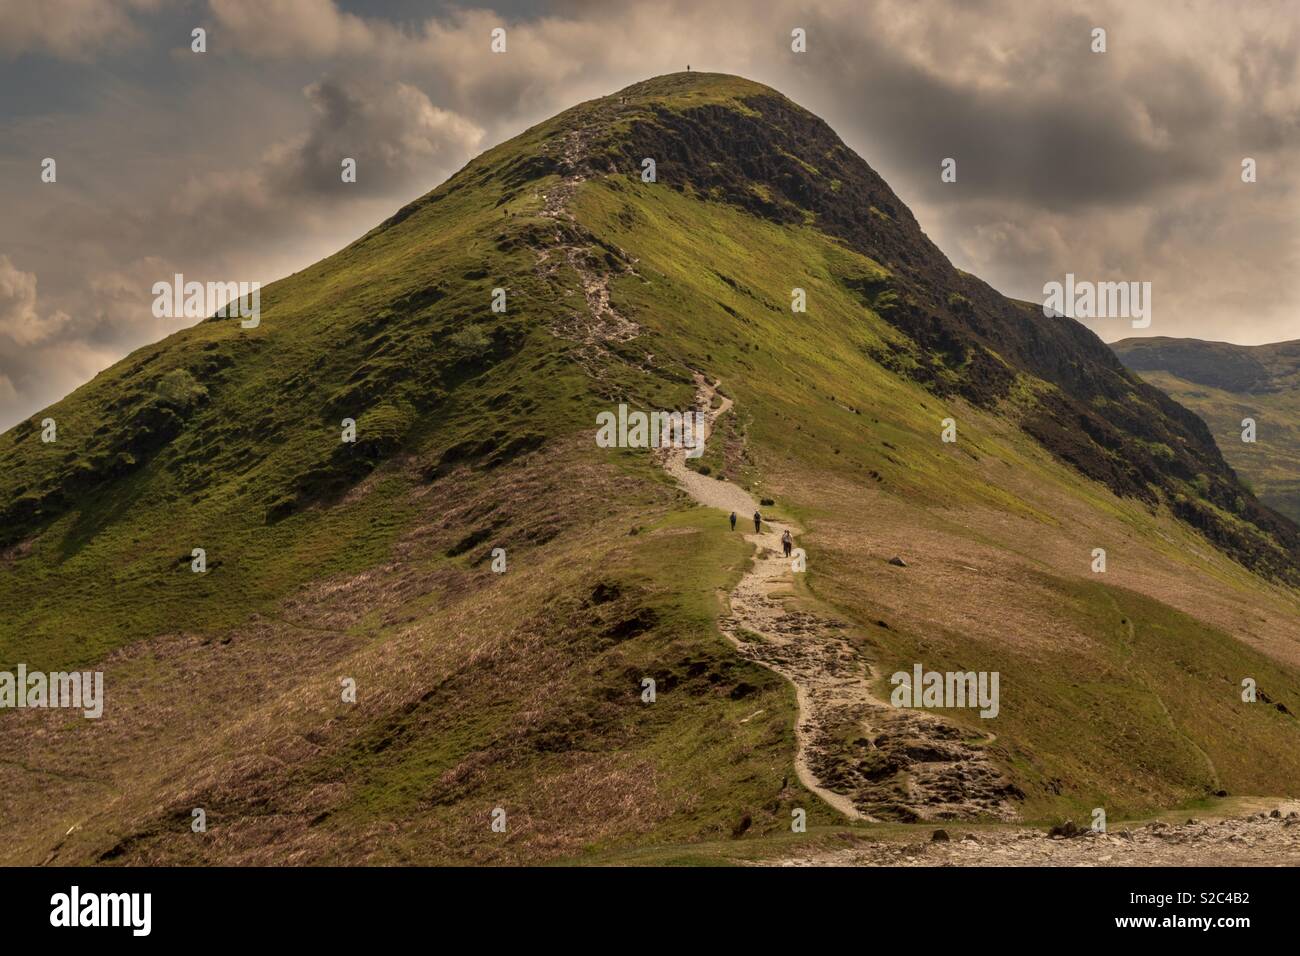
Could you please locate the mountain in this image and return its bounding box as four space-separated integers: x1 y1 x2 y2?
4 73 1300 866
1113 336 1300 523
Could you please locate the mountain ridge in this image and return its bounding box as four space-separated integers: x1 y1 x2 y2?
1113 335 1300 393
1113 335 1300 523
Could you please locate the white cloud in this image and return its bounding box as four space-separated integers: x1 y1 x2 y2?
0 256 70 346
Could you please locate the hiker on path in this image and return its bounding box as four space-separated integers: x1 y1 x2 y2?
782 529 793 558
729 511 737 531
753 511 762 533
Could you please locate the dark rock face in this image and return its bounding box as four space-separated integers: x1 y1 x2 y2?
596 80 1298 583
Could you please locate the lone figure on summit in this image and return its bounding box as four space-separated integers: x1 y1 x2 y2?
729 511 737 531
753 511 762 534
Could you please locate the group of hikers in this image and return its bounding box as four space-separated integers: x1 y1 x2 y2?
729 510 794 558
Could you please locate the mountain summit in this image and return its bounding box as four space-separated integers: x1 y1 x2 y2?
4 73 1300 865
537 72 1300 579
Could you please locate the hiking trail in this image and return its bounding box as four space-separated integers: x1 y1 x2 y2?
534 116 1019 823
536 114 639 377
657 376 1021 823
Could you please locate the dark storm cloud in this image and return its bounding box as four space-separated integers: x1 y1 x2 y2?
794 1 1288 211
0 0 1296 429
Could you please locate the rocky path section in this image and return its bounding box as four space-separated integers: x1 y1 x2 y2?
766 804 1300 866
536 115 639 373
658 378 1021 823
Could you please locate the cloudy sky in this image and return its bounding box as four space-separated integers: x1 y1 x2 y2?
1 0 1297 428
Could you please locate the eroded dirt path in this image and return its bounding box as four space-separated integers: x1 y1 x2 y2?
658 378 1021 823
658 384 1300 865
536 119 639 368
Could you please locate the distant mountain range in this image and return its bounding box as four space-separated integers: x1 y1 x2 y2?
1113 336 1300 523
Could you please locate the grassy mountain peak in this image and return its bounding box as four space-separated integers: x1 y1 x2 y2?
3 72 1300 865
